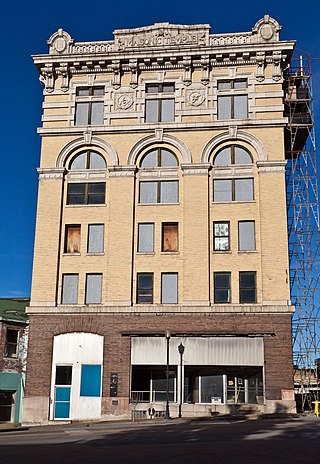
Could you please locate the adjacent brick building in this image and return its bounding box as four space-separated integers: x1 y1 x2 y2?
0 299 29 423
24 15 296 423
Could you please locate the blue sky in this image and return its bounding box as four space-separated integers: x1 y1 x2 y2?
1 0 320 297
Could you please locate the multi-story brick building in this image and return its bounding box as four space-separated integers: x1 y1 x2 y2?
24 15 296 423
0 299 28 423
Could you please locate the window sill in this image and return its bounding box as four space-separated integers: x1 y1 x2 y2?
87 252 105 256
160 252 180 255
238 250 257 253
137 252 155 255
63 253 81 256
66 204 106 207
212 250 231 254
212 200 255 204
138 202 180 206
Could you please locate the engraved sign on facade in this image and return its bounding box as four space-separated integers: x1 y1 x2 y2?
114 25 209 51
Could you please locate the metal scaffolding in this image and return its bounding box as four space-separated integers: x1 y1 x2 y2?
284 51 320 411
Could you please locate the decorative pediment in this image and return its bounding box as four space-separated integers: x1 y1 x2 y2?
47 29 74 55
113 23 210 51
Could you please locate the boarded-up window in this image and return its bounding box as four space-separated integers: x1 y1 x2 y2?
65 225 81 253
162 223 178 252
87 224 104 253
80 365 101 397
85 274 102 304
62 274 78 304
138 223 154 253
238 221 255 251
161 273 178 304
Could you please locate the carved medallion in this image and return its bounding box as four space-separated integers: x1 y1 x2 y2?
116 93 134 110
186 90 206 107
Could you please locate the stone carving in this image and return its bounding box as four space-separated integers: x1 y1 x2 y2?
272 51 282 81
186 90 206 107
56 64 70 92
115 93 134 110
252 15 281 43
47 29 74 55
114 24 209 50
39 64 54 92
256 52 265 82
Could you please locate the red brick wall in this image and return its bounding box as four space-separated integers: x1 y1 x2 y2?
25 312 294 401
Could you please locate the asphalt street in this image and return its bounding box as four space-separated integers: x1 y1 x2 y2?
0 416 319 464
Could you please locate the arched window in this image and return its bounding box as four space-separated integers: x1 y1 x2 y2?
213 145 252 166
69 150 106 170
140 148 178 168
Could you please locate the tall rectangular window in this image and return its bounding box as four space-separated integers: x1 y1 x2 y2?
75 87 104 125
161 273 178 304
139 181 178 204
64 225 81 253
138 223 154 253
238 221 255 251
239 271 256 304
213 179 253 202
87 224 104 253
137 273 153 303
5 329 19 358
214 272 231 303
162 223 178 252
213 222 230 251
217 80 248 120
67 183 105 205
145 83 175 122
62 274 78 304
85 274 102 304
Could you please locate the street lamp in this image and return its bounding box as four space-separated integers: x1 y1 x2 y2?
178 343 185 418
165 329 171 419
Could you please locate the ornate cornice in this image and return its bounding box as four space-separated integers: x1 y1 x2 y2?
33 16 295 92
181 163 211 175
257 160 287 172
37 168 65 179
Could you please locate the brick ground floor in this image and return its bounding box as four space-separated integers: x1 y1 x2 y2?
23 311 296 423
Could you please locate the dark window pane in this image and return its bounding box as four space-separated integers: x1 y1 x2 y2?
137 273 153 303
239 272 256 304
56 366 72 385
68 183 86 194
146 84 159 93
214 272 231 303
88 183 105 194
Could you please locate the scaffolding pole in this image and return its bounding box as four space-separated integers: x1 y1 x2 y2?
284 51 320 411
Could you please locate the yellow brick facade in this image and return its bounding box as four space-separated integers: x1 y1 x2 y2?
25 17 297 423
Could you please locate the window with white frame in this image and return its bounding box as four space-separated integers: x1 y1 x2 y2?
75 87 104 125
62 274 79 304
138 223 154 253
238 221 255 251
161 273 178 304
85 273 102 304
87 224 104 253
217 80 248 120
145 83 175 122
213 222 230 251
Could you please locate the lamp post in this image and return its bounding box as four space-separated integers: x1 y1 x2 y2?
165 329 171 419
178 343 185 418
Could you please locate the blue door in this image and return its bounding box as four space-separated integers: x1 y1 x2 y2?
54 387 71 419
54 366 72 419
